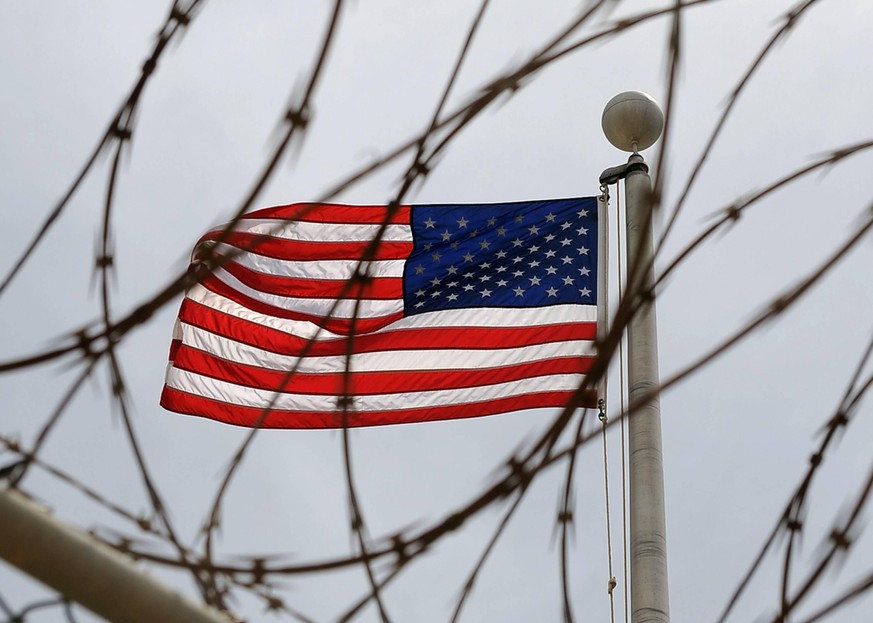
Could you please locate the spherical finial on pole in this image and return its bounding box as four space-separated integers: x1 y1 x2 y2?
601 91 664 153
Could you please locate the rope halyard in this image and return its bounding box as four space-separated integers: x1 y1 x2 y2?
599 398 617 623
614 180 630 623
597 183 610 413
599 182 622 622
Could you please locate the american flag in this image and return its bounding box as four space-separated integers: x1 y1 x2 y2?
160 198 600 428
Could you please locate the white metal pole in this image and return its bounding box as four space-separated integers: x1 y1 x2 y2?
0 486 231 623
624 153 670 623
601 91 670 623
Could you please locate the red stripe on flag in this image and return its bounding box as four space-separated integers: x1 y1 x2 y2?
178 299 596 356
160 385 598 429
171 343 595 396
200 231 413 261
218 259 403 300
244 202 412 224
200 276 404 334
168 338 182 361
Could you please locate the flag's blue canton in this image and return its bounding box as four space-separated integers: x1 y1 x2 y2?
403 198 598 315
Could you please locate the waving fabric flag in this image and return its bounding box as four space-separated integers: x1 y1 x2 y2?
160 198 600 428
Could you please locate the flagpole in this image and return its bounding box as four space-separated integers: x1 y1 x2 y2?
601 91 670 623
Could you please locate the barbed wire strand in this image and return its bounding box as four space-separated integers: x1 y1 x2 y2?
8 141 872 623
199 0 347 582
716 329 873 622
4 0 873 620
0 0 737 378
0 0 206 300
654 0 825 256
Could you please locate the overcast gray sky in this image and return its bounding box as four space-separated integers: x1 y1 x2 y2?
2 1 873 621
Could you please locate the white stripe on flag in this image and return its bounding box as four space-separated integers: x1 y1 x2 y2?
235 219 412 242
212 242 405 280
178 322 595 373
165 367 584 412
187 283 337 339
211 268 405 318
187 283 596 334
